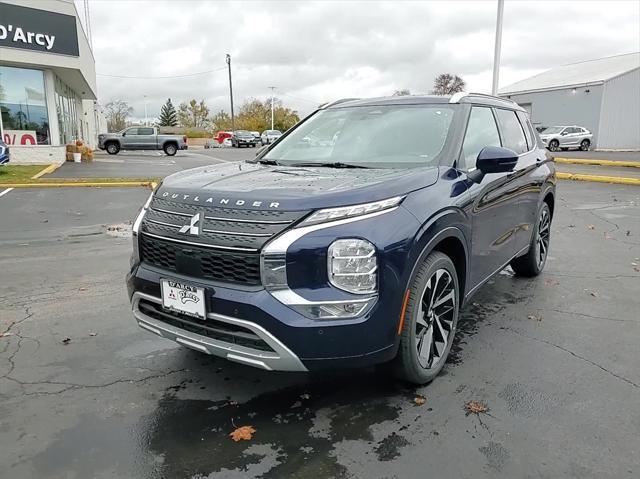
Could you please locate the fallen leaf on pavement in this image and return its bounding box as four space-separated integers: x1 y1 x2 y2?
527 314 543 321
414 394 427 406
587 224 595 230
588 290 598 297
626 230 631 236
300 393 310 400
89 332 97 337
544 279 559 287
229 425 256 442
604 232 613 240
0 332 13 338
79 287 87 292
61 337 71 345
465 400 488 415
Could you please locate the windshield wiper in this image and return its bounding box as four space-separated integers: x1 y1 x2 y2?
253 158 280 166
287 161 370 169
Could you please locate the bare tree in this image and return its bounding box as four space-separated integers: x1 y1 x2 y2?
105 100 133 132
393 89 411 96
177 99 211 129
431 74 466 95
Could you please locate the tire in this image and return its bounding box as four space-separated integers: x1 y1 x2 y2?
580 139 590 151
393 251 460 385
548 139 559 152
105 142 120 155
163 143 177 156
510 202 551 277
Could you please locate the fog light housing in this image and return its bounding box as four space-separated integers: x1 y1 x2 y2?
328 239 377 294
290 298 376 319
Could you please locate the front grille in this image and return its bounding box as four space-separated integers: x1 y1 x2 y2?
138 196 310 286
140 234 261 285
138 299 274 352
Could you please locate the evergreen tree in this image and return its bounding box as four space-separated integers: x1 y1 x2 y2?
158 98 178 126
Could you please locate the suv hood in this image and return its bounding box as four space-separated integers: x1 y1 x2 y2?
156 162 440 211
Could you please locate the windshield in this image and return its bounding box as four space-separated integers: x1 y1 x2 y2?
265 130 281 135
263 104 455 168
543 126 564 134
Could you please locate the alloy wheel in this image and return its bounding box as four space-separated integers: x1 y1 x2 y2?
536 208 551 268
415 269 457 369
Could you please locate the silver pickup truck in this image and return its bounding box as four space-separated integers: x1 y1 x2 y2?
98 127 188 156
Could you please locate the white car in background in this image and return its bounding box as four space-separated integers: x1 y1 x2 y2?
261 129 283 145
539 126 593 152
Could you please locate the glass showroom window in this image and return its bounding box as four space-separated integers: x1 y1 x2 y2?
0 66 51 145
55 76 80 145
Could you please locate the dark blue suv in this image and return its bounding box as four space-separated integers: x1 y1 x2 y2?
127 93 555 384
0 138 10 165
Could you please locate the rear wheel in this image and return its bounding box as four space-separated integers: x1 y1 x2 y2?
580 139 590 151
163 143 177 156
105 142 120 155
548 139 559 152
510 202 551 277
393 252 459 385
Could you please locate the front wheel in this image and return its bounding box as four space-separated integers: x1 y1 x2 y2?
510 202 551 277
105 142 120 155
163 143 177 156
548 139 559 152
580 139 590 151
393 251 459 385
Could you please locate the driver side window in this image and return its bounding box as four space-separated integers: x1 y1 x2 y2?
461 107 501 171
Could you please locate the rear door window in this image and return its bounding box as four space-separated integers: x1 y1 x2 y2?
138 128 154 135
460 107 502 170
495 109 527 154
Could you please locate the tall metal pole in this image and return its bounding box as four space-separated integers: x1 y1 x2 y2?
144 95 148 126
226 54 235 132
491 0 504 96
268 86 276 130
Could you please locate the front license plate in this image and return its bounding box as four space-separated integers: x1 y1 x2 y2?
161 280 206 319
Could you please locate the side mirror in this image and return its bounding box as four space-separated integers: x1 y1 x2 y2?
122 132 126 137
468 146 518 184
561 131 568 136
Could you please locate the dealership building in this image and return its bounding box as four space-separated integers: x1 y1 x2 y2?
500 52 640 150
0 0 105 163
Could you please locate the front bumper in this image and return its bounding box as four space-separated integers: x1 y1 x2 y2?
132 291 307 371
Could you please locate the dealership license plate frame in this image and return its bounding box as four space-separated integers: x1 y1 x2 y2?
160 279 206 319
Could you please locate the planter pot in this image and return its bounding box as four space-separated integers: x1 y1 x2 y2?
73 152 82 163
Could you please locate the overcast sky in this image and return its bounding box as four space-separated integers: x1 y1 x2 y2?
75 0 640 122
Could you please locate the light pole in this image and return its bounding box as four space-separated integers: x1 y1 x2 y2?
226 54 235 132
491 0 504 96
143 95 148 126
268 86 276 130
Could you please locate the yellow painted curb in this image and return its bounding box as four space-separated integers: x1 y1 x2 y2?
556 172 640 186
0 181 155 189
30 163 63 179
554 157 640 168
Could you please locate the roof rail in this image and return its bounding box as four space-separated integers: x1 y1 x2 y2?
319 98 361 109
449 91 518 105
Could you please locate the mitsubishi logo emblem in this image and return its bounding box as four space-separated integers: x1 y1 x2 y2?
179 213 200 235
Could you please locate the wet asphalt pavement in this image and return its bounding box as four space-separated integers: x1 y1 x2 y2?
1 151 639 478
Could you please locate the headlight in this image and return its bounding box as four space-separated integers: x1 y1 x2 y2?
328 239 377 294
301 196 404 226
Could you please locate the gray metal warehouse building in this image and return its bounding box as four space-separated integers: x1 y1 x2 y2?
499 52 640 150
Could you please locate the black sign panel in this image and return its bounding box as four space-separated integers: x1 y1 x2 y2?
0 3 79 56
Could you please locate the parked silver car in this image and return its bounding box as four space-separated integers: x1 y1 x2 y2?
539 126 592 152
260 129 282 145
98 127 187 156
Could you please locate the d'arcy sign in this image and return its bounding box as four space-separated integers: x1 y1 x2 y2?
0 3 79 56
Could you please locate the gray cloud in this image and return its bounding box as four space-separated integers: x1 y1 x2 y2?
77 0 640 121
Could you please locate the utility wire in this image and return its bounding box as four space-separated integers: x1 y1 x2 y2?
97 66 228 80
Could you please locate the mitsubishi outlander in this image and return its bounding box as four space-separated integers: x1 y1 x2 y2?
126 92 555 384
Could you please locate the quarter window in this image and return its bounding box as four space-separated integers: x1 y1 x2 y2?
516 111 534 150
461 107 501 170
138 128 154 135
495 109 527 154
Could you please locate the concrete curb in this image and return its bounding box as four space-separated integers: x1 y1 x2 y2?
554 157 640 168
0 181 156 189
556 172 640 186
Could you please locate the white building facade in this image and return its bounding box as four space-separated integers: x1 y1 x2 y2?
0 0 105 164
500 53 640 150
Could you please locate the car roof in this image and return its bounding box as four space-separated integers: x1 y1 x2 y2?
323 93 525 112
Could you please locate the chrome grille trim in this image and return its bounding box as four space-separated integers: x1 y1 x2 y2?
150 206 193 217
203 215 294 225
146 218 181 228
201 228 272 237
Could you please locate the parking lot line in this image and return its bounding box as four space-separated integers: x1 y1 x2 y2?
556 172 640 185
31 163 62 179
555 157 640 168
0 187 14 198
183 151 232 162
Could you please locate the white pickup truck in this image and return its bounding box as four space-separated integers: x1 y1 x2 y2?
98 127 188 156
